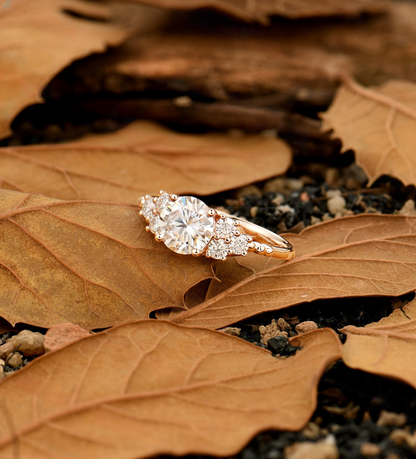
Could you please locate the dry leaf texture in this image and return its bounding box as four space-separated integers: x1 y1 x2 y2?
0 0 128 139
128 0 385 23
0 189 214 329
0 120 291 201
0 321 341 458
342 297 416 389
322 77 416 186
170 215 416 328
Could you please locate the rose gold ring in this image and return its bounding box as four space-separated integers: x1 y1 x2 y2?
138 191 295 261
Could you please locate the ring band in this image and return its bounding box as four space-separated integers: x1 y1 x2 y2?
138 191 295 261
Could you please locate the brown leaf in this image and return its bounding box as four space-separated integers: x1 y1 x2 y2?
49 3 416 108
0 0 129 139
0 189 214 329
341 296 416 389
0 321 341 457
168 214 416 329
122 0 385 23
0 120 291 201
321 76 416 186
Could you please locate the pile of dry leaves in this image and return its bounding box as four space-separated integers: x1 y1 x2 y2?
1 0 416 458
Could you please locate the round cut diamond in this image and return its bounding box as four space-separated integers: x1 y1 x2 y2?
161 196 215 255
207 239 229 260
215 217 235 238
229 235 249 256
142 198 156 219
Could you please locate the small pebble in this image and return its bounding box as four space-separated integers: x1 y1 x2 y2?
235 185 262 199
389 429 416 448
301 422 320 439
327 196 346 215
326 189 342 199
398 199 416 216
277 318 291 332
7 352 23 368
377 410 407 427
325 168 340 187
173 95 192 107
322 213 333 222
8 330 45 357
267 335 297 356
259 320 286 345
44 323 91 352
218 327 241 337
360 442 381 457
0 342 14 360
295 321 318 334
300 191 310 202
250 206 258 217
310 216 321 225
264 178 303 195
271 194 285 206
285 438 338 459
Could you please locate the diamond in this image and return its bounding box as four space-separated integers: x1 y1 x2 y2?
207 239 229 260
157 193 171 214
149 215 162 234
160 196 215 255
141 198 156 220
229 235 249 256
215 217 235 238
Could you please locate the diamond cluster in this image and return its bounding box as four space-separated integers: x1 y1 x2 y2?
139 191 250 260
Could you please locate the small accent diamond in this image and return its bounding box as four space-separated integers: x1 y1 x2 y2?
157 193 171 214
215 217 235 238
207 239 229 260
142 198 156 220
149 215 162 234
229 235 249 256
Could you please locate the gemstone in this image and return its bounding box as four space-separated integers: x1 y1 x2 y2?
141 198 156 220
157 193 171 214
149 215 162 234
161 196 215 255
207 239 229 260
229 235 249 256
215 217 236 238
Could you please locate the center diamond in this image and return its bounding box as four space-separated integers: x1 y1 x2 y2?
161 196 215 255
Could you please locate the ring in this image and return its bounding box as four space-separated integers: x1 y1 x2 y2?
138 191 295 261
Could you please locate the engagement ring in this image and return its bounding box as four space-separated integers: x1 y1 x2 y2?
138 191 295 261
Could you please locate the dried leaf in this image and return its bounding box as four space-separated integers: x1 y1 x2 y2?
0 321 341 458
0 189 214 329
322 77 416 186
169 215 416 329
0 120 291 201
0 0 128 139
124 0 385 23
342 297 416 389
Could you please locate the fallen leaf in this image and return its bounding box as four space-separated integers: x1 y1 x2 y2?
0 321 341 458
0 120 291 202
44 323 91 352
321 76 416 186
168 214 416 329
123 0 386 24
342 296 416 389
0 189 214 329
48 3 416 108
0 0 129 139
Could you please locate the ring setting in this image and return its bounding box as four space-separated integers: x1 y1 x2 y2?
139 191 295 261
